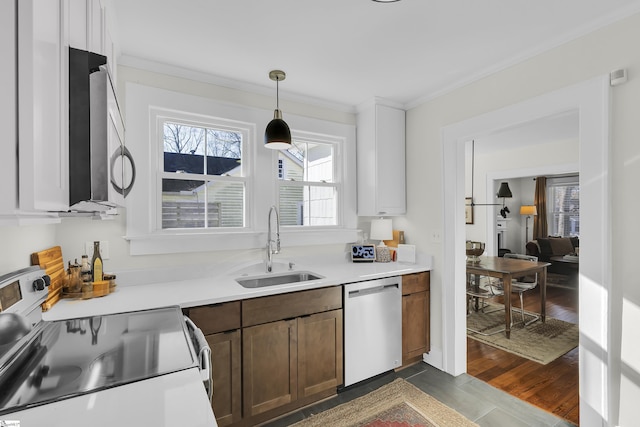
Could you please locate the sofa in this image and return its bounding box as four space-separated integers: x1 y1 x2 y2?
526 236 579 275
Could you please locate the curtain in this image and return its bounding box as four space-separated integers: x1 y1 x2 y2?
533 176 547 239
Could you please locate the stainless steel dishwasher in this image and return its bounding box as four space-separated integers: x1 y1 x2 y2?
343 276 402 387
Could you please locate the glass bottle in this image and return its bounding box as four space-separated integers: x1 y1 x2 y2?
81 254 91 282
92 241 103 282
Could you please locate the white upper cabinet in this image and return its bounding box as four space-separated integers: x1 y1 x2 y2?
0 0 120 224
68 0 104 53
0 0 19 219
18 0 69 213
356 100 406 216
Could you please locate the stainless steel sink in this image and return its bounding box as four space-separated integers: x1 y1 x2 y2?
236 271 323 288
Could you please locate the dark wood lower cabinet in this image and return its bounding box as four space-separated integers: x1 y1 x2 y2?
242 319 298 418
242 309 344 421
297 310 343 398
401 271 430 366
187 284 401 425
207 330 242 427
183 302 243 427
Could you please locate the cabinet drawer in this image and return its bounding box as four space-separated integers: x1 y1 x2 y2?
185 301 241 335
243 286 342 327
402 271 430 295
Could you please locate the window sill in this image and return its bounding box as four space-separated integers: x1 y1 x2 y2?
125 228 360 256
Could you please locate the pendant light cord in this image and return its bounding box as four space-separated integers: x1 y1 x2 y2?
276 76 280 110
471 139 475 204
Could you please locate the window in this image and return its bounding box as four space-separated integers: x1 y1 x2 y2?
160 119 249 230
124 83 357 255
277 136 340 226
547 176 579 237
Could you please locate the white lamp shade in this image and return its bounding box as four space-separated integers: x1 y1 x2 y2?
370 218 393 241
519 205 538 216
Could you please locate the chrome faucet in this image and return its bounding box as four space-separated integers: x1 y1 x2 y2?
266 205 281 272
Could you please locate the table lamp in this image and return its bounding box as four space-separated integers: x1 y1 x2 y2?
520 205 537 242
370 218 393 262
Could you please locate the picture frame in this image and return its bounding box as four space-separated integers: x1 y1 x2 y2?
465 198 474 224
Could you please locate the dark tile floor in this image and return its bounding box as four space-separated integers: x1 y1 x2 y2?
263 363 576 427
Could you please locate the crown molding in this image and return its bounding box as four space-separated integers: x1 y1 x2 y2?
118 55 357 114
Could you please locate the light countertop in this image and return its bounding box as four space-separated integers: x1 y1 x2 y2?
27 253 430 426
43 253 432 321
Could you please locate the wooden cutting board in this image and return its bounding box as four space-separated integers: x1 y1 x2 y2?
31 246 65 311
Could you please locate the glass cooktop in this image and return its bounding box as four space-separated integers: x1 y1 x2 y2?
0 306 197 415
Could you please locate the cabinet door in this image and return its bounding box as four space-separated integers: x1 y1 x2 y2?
18 0 69 211
402 291 430 365
0 0 17 216
374 104 406 215
88 0 104 54
207 330 242 427
68 0 88 50
298 310 343 398
243 319 297 417
356 102 406 216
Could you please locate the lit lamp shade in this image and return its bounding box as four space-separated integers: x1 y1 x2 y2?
370 219 393 244
519 205 538 216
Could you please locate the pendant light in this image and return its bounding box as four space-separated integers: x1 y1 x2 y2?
264 70 292 149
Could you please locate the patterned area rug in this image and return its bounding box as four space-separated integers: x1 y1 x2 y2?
467 303 578 364
291 379 477 427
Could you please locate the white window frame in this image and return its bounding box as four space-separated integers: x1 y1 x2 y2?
547 175 580 237
276 132 344 228
124 83 358 255
155 111 251 231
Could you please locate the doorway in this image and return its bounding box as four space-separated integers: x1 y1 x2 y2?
441 76 611 424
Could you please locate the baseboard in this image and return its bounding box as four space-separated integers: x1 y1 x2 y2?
422 348 443 370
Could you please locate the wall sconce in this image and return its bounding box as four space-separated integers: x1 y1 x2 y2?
520 205 538 242
264 70 291 149
497 181 512 218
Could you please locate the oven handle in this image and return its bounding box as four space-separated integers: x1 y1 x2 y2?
184 316 213 403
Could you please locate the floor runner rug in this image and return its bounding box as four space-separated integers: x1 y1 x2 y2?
291 378 477 427
467 303 578 364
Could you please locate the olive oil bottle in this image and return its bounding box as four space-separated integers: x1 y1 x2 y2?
92 241 103 282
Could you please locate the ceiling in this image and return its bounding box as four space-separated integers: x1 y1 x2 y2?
111 0 640 110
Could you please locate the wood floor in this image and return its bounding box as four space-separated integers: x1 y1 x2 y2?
467 284 579 426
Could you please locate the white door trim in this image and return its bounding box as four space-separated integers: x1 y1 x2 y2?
441 76 611 426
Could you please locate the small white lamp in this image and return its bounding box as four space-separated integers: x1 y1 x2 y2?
370 218 393 262
520 205 538 242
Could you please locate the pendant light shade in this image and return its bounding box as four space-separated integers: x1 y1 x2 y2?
265 70 292 149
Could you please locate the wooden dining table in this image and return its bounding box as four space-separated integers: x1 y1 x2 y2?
466 256 551 338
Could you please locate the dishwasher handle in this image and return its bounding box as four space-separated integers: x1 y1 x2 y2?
347 283 399 298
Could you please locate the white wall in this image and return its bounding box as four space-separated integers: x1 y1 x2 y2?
0 65 357 274
405 12 640 427
0 225 57 273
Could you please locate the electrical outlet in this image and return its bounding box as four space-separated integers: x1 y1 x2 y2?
85 241 110 260
430 229 442 244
